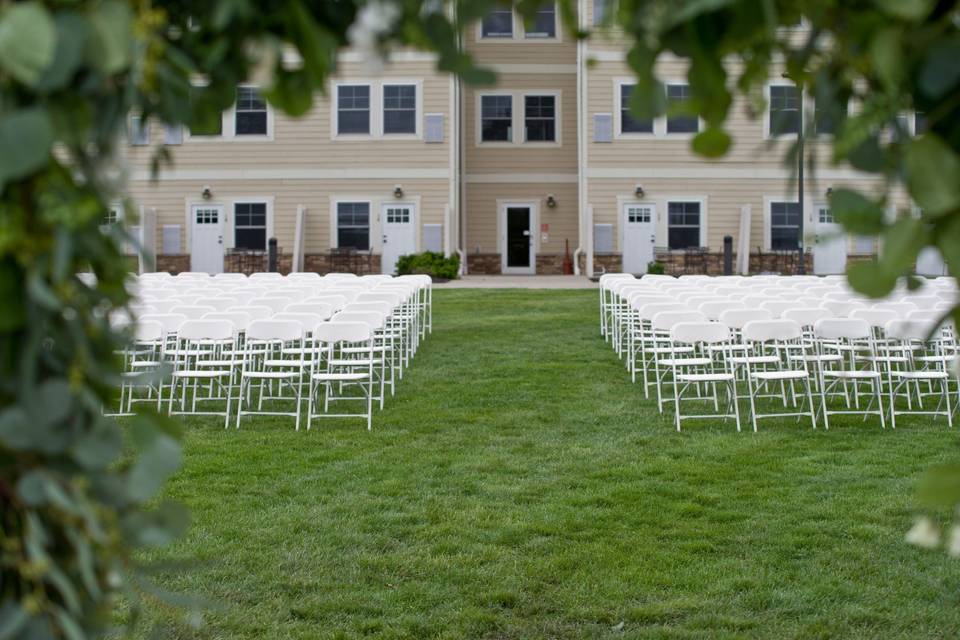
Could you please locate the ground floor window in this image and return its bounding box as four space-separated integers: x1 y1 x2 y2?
337 202 370 251
770 201 801 250
234 202 266 250
667 201 701 249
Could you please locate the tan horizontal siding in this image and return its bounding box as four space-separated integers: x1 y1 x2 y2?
128 178 450 258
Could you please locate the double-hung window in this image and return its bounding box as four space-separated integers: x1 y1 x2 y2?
383 84 417 135
666 84 698 134
482 6 513 37
337 202 370 251
337 85 371 135
524 95 556 142
481 95 513 142
235 87 268 136
129 115 149 146
667 202 701 250
814 98 844 136
770 202 801 250
769 85 801 136
620 84 653 134
526 2 556 38
593 0 610 25
234 202 267 250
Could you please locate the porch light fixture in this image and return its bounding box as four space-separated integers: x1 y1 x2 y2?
826 186 833 197
634 184 645 198
393 185 403 198
201 185 212 200
546 194 557 208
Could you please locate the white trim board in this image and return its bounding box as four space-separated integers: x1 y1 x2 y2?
586 167 875 181
132 168 450 181
465 173 578 184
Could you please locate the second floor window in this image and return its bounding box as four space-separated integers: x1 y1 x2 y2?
666 84 698 134
129 116 149 145
234 202 267 250
235 87 267 135
770 201 801 250
524 95 556 142
526 2 556 38
337 202 370 251
481 95 512 142
482 6 513 37
814 98 845 136
769 85 801 136
383 84 416 135
337 85 371 135
620 85 653 134
668 202 701 250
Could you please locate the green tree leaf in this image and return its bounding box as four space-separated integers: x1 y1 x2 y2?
0 2 55 86
829 189 885 235
882 217 929 273
126 417 183 503
918 36 960 99
691 127 731 158
35 12 88 93
905 136 960 217
873 0 934 20
847 260 897 298
0 108 54 183
86 0 133 74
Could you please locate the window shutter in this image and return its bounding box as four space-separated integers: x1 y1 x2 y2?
424 114 444 143
162 224 181 254
422 224 443 252
594 224 614 253
594 113 613 143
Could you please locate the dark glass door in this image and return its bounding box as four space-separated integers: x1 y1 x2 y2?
506 207 531 268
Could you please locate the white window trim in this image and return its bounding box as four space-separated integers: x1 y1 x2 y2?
476 92 517 146
662 80 703 138
332 81 377 140
106 201 125 225
661 196 708 250
475 4 562 42
380 80 423 139
329 197 378 251
616 197 658 253
497 199 540 274
764 81 802 140
521 90 562 146
227 197 274 251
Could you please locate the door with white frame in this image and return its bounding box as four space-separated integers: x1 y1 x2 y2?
502 204 535 274
813 203 846 275
622 202 657 274
190 204 224 274
381 203 417 275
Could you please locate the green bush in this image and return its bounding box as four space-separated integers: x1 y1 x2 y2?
646 261 666 275
396 252 460 280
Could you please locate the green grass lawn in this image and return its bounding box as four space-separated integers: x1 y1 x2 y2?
140 289 960 639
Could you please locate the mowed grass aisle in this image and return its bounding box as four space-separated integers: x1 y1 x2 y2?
143 289 960 639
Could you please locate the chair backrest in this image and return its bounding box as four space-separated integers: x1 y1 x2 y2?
284 302 334 320
212 273 248 283
355 292 403 308
820 300 867 317
248 272 285 282
906 309 941 323
742 319 802 342
246 318 303 342
169 305 218 320
139 313 189 335
286 272 322 281
304 294 349 311
205 297 242 312
850 308 898 329
271 312 326 334
134 320 164 342
872 301 917 318
902 295 940 310
250 297 297 313
333 310 387 330
203 311 252 333
814 317 871 340
360 274 394 286
670 321 730 345
323 273 360 281
312 320 373 344
782 307 833 328
698 301 745 321
638 302 689 321
652 310 706 332
227 305 273 321
343 301 392 316
178 319 233 341
759 300 796 319
719 308 773 330
884 319 936 341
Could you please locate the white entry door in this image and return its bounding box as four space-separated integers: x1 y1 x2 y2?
381 203 416 275
813 204 847 275
622 203 656 274
190 204 224 274
917 247 947 276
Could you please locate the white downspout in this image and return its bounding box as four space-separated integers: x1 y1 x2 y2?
574 0 587 276
452 20 467 275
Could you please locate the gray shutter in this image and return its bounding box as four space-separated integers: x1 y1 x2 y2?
594 113 613 143
422 224 443 252
594 224 614 253
424 114 444 143
162 224 181 254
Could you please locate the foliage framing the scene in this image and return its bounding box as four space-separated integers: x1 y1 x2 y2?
1 0 959 637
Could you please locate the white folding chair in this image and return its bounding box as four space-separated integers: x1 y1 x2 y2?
741 320 816 431
307 321 376 431
167 320 237 428
883 319 953 428
667 322 741 432
235 319 306 430
813 318 886 429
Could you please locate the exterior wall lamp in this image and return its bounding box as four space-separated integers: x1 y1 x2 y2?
634 184 645 199
546 194 557 208
393 185 403 198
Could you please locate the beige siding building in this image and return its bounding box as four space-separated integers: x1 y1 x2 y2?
123 2 933 277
